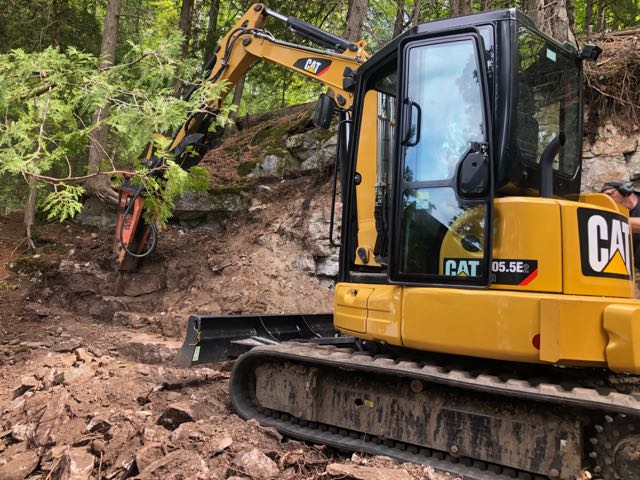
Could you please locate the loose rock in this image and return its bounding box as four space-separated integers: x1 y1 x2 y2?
42 368 63 390
135 442 164 472
0 450 39 480
52 448 95 480
34 390 69 446
233 448 280 479
13 376 38 399
156 401 196 430
53 339 82 353
11 423 36 443
86 415 112 434
61 365 94 386
247 418 283 442
136 449 209 480
325 463 414 480
74 348 92 364
209 436 233 456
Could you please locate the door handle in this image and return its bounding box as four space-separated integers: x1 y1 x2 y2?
401 97 422 147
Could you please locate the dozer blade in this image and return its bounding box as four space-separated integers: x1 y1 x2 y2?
175 313 335 367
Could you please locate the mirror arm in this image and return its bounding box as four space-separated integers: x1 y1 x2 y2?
539 132 566 198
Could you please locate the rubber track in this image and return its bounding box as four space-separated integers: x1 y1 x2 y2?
230 342 640 479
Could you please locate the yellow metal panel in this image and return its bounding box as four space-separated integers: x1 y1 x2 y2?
365 285 402 344
539 297 608 364
401 286 640 371
603 304 640 374
332 281 640 372
334 284 373 334
401 288 542 363
490 198 563 293
560 201 634 298
579 192 627 215
354 90 381 266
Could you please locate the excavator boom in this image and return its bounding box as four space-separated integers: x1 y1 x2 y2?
113 3 366 274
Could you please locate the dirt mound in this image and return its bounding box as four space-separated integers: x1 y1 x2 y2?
2 175 336 338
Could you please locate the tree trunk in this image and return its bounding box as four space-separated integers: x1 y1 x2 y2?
450 0 461 16
179 0 195 59
226 75 246 133
204 0 220 60
85 0 121 205
460 0 473 15
190 0 204 56
566 0 575 32
52 0 68 47
597 0 606 32
585 0 593 32
23 177 37 250
525 0 576 45
344 0 368 41
393 0 406 37
410 0 421 26
480 0 491 12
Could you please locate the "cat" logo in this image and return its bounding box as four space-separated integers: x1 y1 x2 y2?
293 57 331 76
578 208 632 279
444 259 482 277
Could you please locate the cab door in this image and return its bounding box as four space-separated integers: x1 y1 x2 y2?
390 32 493 287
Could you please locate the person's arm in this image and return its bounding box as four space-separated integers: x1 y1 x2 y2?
629 216 640 233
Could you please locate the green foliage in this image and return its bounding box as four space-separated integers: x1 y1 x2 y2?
0 0 102 54
0 33 226 224
137 163 211 227
41 185 85 222
1 0 638 223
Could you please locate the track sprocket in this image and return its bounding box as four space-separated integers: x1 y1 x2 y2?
590 414 640 479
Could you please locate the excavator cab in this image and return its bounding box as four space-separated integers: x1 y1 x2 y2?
335 8 638 371
342 9 583 287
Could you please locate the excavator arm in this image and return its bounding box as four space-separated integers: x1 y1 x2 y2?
113 3 367 275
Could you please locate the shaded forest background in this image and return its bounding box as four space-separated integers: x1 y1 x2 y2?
1 0 639 226
4 0 639 115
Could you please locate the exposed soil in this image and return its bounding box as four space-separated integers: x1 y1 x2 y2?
0 176 455 479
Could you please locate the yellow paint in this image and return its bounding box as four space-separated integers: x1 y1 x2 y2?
363 285 402 344
354 90 381 266
336 282 640 372
604 250 629 276
333 284 401 343
400 287 542 362
439 204 484 275
162 3 367 158
560 201 634 298
334 285 373 334
489 198 563 292
580 192 629 216
539 297 609 365
604 304 640 373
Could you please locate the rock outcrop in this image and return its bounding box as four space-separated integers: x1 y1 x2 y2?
582 122 640 192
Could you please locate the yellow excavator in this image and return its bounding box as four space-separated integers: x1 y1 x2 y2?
114 4 640 479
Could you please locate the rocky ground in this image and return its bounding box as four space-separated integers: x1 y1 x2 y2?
0 175 456 480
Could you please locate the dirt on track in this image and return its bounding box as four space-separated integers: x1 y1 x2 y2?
0 176 456 480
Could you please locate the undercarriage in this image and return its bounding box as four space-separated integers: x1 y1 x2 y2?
230 342 640 480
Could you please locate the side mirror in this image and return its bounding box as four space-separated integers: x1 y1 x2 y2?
313 93 335 130
457 145 490 198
